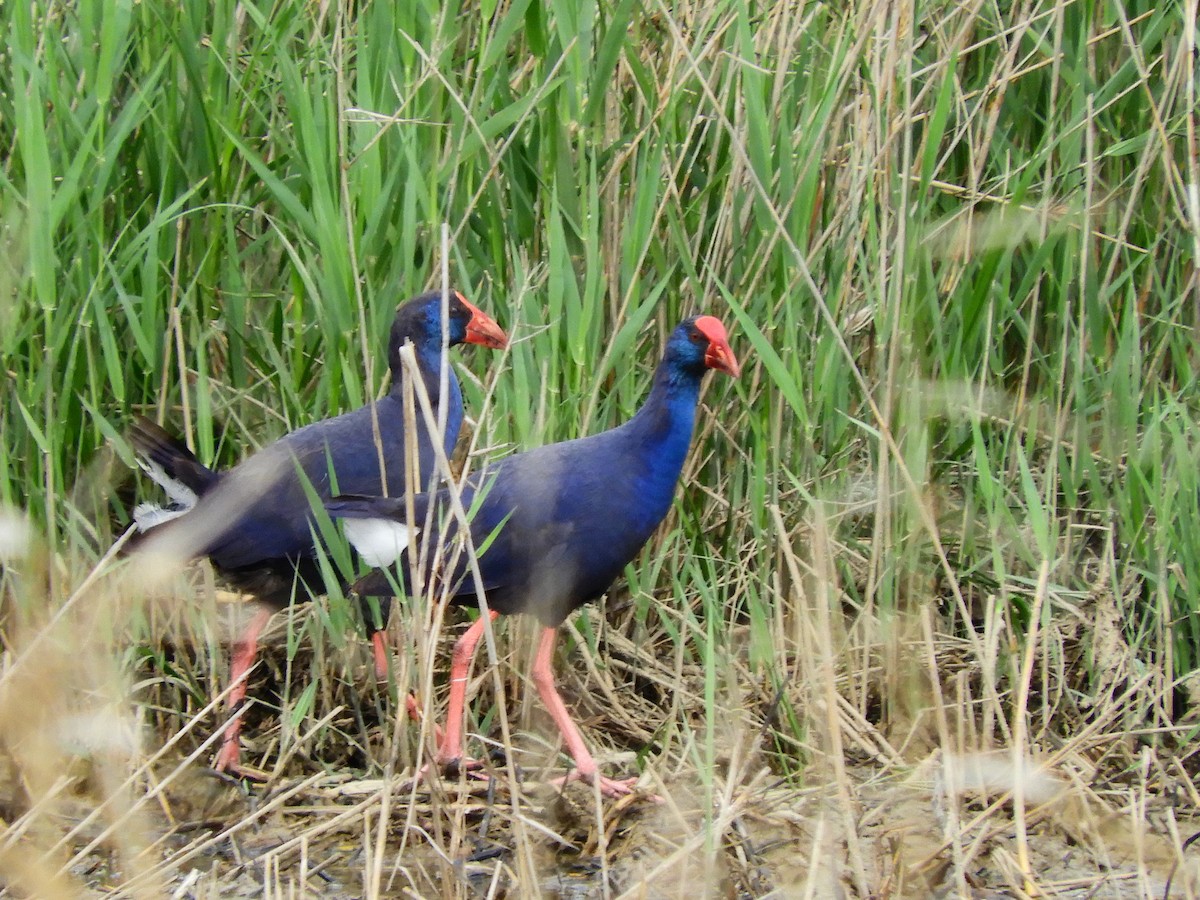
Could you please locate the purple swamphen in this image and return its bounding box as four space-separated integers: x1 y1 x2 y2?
327 315 739 797
128 289 507 774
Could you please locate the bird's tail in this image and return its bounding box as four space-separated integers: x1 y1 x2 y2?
327 495 414 569
327 496 411 661
129 416 220 533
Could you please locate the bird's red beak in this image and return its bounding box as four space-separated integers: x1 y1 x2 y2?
695 316 741 378
458 293 508 349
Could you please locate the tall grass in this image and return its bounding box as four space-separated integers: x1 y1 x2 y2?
1 0 1197 895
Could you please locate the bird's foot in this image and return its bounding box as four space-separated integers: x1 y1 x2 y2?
404 756 492 791
212 738 267 782
408 748 512 788
549 769 660 802
437 746 511 779
441 756 493 779
213 734 241 773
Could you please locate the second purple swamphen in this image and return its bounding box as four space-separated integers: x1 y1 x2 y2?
128 290 507 774
327 315 740 797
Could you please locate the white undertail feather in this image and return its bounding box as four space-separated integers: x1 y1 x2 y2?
133 457 199 532
132 502 190 531
136 458 199 509
342 518 414 568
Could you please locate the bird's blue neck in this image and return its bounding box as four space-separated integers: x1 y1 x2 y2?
389 342 462 455
392 341 451 403
625 361 704 481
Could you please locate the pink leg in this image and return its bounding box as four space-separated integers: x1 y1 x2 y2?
372 628 439 738
403 694 445 745
371 630 390 681
214 605 273 775
531 626 643 798
436 610 500 767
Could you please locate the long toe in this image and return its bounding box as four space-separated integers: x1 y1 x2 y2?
408 757 494 791
439 755 491 778
213 737 241 774
212 742 268 782
550 770 661 801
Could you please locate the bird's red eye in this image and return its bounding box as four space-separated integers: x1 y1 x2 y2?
689 330 703 342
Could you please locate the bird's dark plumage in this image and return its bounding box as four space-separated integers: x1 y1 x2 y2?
128 289 507 774
328 315 740 796
131 290 506 603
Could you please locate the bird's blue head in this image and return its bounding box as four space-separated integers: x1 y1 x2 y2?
388 289 507 375
664 315 741 381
